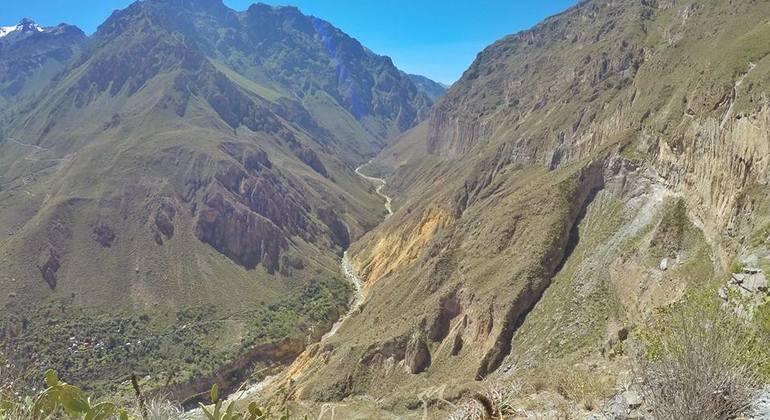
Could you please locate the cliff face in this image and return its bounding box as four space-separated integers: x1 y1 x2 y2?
273 0 770 413
428 0 770 239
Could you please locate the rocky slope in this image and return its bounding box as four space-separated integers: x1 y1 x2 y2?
257 0 770 416
0 0 435 395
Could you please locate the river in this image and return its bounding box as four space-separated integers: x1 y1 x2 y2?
199 161 392 408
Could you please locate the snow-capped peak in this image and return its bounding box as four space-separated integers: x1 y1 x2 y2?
0 18 45 38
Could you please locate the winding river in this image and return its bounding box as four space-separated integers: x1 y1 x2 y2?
210 161 392 406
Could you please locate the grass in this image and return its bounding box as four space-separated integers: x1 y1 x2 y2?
210 61 284 102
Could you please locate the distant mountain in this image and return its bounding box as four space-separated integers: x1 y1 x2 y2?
405 72 448 102
0 0 431 396
0 19 85 108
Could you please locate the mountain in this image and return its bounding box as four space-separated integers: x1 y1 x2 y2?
0 0 432 396
254 0 770 416
0 19 85 109
405 73 447 102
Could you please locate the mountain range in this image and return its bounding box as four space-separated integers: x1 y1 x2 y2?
0 0 443 396
2 0 770 418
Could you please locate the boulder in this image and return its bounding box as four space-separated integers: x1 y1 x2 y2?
742 254 759 267
659 258 669 271
622 390 642 409
602 388 646 420
743 273 768 293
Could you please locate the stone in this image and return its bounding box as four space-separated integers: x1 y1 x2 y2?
604 394 628 419
732 273 747 284
743 254 759 267
622 390 642 409
717 287 728 301
748 387 770 420
602 389 646 420
38 249 61 290
659 258 669 271
743 273 768 293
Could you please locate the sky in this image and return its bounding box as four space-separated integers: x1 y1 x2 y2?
0 0 578 85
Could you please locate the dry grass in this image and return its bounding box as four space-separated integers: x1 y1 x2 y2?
551 367 616 412
446 380 523 420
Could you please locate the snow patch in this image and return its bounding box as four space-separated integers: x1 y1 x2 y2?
0 20 46 38
0 26 17 38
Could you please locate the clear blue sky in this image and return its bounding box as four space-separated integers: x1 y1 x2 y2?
1 0 577 85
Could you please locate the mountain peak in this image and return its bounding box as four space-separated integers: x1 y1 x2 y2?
0 18 81 39
0 18 43 38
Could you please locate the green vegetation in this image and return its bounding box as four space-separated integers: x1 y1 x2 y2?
199 384 285 420
210 61 284 102
0 370 294 420
731 261 746 274
0 276 350 396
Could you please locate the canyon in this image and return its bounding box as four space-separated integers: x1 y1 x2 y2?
1 0 770 418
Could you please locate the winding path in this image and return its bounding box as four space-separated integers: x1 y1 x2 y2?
213 160 393 406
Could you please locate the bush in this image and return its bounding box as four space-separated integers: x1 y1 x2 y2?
638 302 763 420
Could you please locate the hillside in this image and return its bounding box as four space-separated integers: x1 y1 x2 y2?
0 0 431 397
247 0 770 417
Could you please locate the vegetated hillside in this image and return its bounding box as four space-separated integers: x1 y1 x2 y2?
0 19 85 110
260 0 770 416
0 0 431 396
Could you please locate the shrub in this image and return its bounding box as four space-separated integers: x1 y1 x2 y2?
638 302 763 420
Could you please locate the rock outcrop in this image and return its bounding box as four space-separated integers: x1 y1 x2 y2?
405 333 431 374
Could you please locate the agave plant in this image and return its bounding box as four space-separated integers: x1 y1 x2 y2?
198 384 277 420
